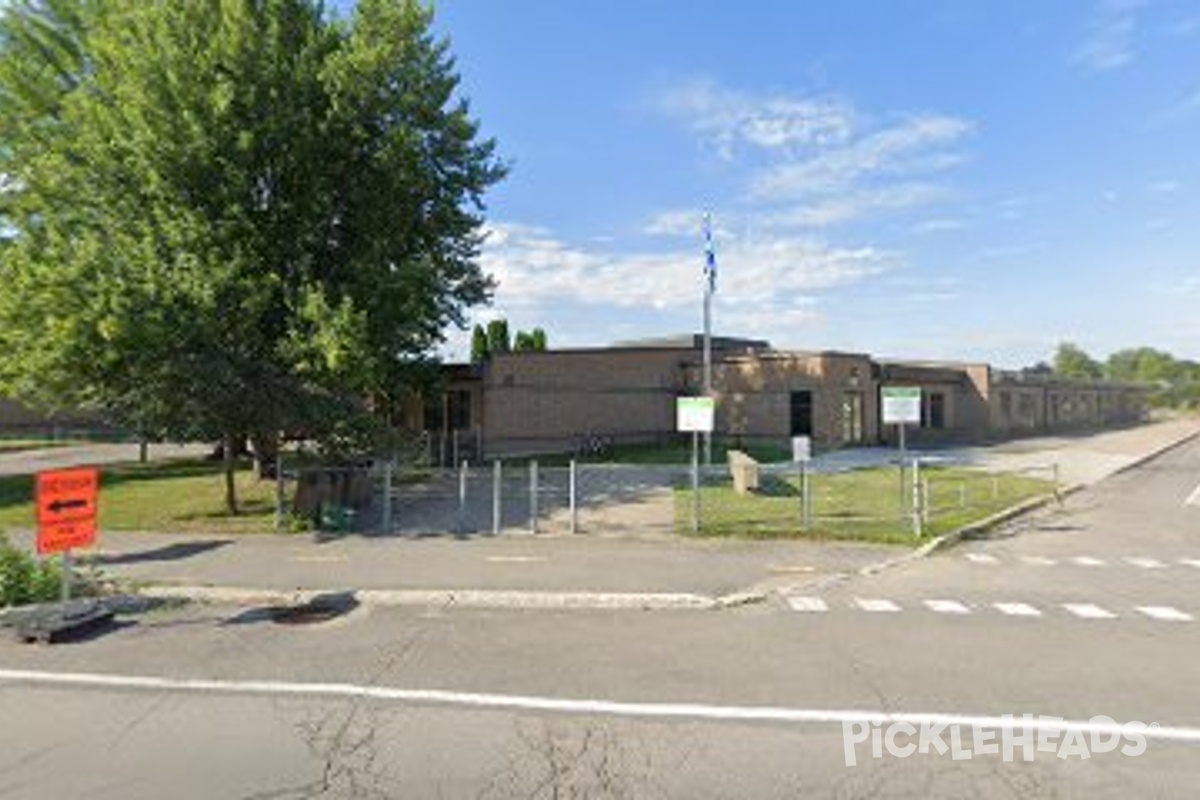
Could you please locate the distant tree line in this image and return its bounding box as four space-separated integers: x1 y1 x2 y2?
470 319 547 361
1036 343 1200 408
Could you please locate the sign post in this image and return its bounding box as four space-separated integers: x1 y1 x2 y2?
677 397 716 533
792 436 812 530
881 386 922 514
36 467 100 602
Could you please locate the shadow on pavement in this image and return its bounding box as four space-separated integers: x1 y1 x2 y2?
87 539 232 565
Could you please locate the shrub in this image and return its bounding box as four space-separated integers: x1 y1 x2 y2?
0 534 62 607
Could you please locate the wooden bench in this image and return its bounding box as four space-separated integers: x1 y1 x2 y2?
727 450 760 495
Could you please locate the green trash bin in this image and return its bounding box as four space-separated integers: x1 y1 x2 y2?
319 505 355 533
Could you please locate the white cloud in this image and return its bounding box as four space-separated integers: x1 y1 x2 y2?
749 114 973 201
1148 179 1181 193
763 184 951 229
1073 0 1144 72
642 210 704 238
480 221 893 314
910 217 967 235
657 78 855 160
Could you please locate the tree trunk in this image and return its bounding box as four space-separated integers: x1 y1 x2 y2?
223 432 240 516
250 430 280 479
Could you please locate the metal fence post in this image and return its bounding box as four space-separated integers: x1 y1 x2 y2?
911 458 923 536
458 460 468 531
921 477 930 525
569 459 578 535
530 460 539 534
274 445 286 531
492 459 502 535
381 458 393 535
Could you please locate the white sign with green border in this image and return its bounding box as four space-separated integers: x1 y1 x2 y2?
881 386 922 425
676 397 715 433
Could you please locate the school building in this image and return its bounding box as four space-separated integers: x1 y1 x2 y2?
421 335 1151 460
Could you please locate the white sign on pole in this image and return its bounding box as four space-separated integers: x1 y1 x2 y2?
791 435 812 462
676 397 715 433
881 386 922 425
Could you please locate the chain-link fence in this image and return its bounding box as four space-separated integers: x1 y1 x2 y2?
288 453 1060 542
685 458 1060 542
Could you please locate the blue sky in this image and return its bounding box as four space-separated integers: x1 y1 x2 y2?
430 0 1200 367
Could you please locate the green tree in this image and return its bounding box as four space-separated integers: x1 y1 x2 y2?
529 327 547 351
0 0 504 512
1052 342 1102 380
470 323 489 363
486 318 510 355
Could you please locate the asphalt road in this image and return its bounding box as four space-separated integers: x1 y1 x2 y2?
1 436 1199 797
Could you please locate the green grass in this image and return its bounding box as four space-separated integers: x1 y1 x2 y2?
675 466 1054 544
0 459 279 534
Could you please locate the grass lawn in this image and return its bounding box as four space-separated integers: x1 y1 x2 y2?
0 459 280 535
675 465 1054 544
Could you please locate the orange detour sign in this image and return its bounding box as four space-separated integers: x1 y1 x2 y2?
36 467 99 555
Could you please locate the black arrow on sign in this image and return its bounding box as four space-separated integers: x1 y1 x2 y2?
47 498 89 514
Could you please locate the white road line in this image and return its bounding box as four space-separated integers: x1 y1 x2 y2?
786 596 828 613
924 600 971 615
1136 606 1194 622
1020 556 1057 566
1063 603 1118 620
1186 482 1200 507
1072 556 1107 567
3 668 1200 742
1124 557 1167 569
993 602 1042 617
964 553 998 564
854 598 901 613
485 556 549 564
1181 559 1200 569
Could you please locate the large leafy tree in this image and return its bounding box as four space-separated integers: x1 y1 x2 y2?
1051 342 1102 381
0 0 504 512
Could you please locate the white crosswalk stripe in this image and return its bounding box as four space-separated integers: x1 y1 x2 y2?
924 599 971 615
964 553 998 564
1072 556 1107 567
855 598 901 613
1124 557 1167 569
783 597 1193 623
1135 606 1193 622
1063 603 1118 619
1020 556 1057 566
786 596 828 613
1180 559 1200 569
993 602 1042 617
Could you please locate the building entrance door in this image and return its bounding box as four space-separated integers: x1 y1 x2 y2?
841 391 863 444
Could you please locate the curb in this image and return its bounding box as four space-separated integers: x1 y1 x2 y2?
138 584 718 612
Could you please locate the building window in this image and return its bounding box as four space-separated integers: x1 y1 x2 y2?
1018 394 1035 420
790 391 813 437
448 390 472 430
1000 391 1012 419
928 392 946 429
425 389 472 432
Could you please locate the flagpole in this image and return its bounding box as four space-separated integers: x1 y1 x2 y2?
702 212 715 467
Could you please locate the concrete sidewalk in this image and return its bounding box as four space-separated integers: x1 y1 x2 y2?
7 417 1198 609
